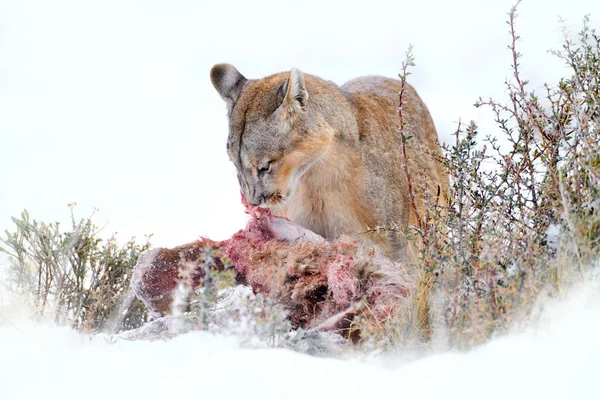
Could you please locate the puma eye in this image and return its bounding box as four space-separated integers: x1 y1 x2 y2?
258 161 272 175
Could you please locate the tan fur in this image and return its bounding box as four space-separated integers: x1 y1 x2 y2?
210 64 448 260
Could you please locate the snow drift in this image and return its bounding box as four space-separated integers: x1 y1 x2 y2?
1 272 599 400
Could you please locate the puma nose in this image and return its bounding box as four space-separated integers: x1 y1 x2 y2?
247 193 266 207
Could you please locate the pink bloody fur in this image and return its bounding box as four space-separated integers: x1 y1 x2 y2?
131 193 414 337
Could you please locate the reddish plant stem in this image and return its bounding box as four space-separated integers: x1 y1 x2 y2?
398 72 423 229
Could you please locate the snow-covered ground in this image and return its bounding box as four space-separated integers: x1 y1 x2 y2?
1 274 599 400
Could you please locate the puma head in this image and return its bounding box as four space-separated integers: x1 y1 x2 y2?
210 64 332 207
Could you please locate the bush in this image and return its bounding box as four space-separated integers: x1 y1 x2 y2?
368 3 600 350
0 204 152 332
169 246 294 347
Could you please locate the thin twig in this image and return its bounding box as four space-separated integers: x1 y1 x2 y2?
398 45 423 229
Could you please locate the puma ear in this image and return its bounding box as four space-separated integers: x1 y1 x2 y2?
282 68 308 113
210 64 247 111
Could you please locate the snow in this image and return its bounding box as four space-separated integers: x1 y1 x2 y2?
1 275 599 399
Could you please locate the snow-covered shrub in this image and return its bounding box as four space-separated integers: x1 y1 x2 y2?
162 248 293 347
357 3 600 350
0 204 151 332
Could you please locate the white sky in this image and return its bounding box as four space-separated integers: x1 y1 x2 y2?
1 0 599 251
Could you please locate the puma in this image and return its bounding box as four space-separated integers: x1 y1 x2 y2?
210 64 448 260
